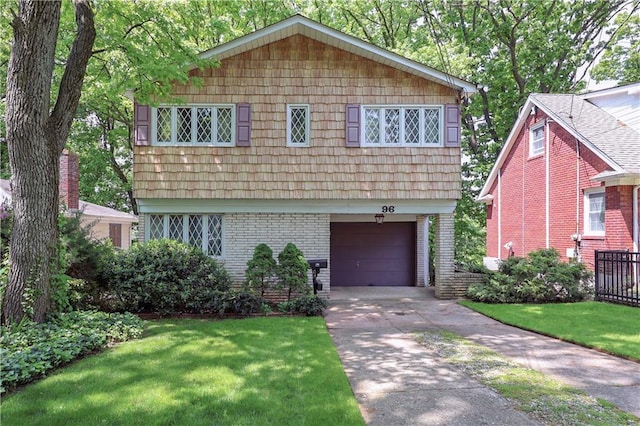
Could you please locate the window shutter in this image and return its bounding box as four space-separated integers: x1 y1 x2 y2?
345 104 360 147
444 104 461 147
236 103 251 147
134 103 151 146
109 223 122 248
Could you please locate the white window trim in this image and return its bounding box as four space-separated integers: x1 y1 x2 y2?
151 104 236 146
361 105 444 147
145 213 225 258
583 188 605 237
286 104 310 147
529 123 545 157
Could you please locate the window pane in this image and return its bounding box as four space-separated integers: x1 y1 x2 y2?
156 108 172 142
196 108 212 143
188 215 203 248
424 108 440 144
217 107 233 143
404 109 420 144
207 215 223 256
384 109 400 144
176 107 192 143
589 193 605 232
149 215 164 239
168 215 183 240
364 108 380 144
531 127 544 155
290 107 307 144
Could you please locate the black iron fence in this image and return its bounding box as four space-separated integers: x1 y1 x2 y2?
594 250 639 307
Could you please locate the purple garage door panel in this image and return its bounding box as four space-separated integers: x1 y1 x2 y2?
330 222 415 286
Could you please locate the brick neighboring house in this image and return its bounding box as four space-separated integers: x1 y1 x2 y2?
478 83 640 270
1 151 137 249
132 15 477 297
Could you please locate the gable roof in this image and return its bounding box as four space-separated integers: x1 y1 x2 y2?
0 179 137 223
198 14 477 95
478 92 640 201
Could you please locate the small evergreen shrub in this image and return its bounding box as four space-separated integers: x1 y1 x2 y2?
276 243 310 301
245 243 277 296
102 239 231 314
0 311 144 392
278 295 328 316
220 290 266 315
466 249 593 303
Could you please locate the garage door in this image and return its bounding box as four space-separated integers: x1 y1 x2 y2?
330 222 415 286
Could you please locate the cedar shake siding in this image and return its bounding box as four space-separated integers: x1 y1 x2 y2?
133 35 461 201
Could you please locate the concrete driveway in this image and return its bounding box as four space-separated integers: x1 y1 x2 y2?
324 286 640 425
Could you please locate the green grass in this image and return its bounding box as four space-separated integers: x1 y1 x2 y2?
1 317 364 426
417 330 640 425
459 301 640 361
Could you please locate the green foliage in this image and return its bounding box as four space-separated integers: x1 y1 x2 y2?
467 249 593 303
103 239 231 314
276 243 310 301
219 290 266 316
590 12 640 85
0 310 144 392
277 295 328 317
245 243 277 296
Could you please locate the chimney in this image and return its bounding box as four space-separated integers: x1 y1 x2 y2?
59 150 79 210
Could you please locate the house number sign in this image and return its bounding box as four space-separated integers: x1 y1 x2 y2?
381 206 395 213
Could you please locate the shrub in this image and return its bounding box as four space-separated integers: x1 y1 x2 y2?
278 295 328 316
0 311 144 392
466 249 593 303
245 243 277 297
102 239 231 314
276 243 310 301
220 290 266 316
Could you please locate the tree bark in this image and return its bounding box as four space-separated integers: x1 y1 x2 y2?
3 0 95 324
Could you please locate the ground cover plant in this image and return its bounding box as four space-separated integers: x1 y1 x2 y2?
0 311 144 392
467 249 593 303
1 317 364 426
459 301 640 361
416 330 639 425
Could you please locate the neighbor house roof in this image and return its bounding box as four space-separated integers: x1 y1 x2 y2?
198 14 478 95
0 179 137 223
478 91 640 201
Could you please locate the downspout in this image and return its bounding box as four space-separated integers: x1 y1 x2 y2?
634 186 639 253
545 119 550 248
576 137 581 261
498 168 502 258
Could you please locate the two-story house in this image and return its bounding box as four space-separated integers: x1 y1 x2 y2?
132 15 477 297
478 83 640 270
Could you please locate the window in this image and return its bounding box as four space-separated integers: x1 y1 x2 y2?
147 214 223 256
362 106 442 146
530 124 544 157
584 190 605 236
153 105 234 145
287 105 310 146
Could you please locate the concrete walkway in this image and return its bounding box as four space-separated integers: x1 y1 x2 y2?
324 286 640 425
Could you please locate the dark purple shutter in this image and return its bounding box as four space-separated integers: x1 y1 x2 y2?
345 104 360 147
109 223 122 248
444 104 460 147
134 103 151 146
236 103 251 147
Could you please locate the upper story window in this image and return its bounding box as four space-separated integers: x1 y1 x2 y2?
147 214 223 257
529 123 544 157
287 105 310 147
362 106 442 146
584 189 605 236
153 105 235 145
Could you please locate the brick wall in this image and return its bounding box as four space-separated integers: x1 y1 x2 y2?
137 212 330 295
59 151 79 210
486 108 633 271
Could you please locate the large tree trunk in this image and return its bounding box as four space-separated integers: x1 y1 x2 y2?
3 0 95 324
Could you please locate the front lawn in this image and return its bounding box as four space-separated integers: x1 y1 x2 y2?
459 301 640 361
1 317 364 426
